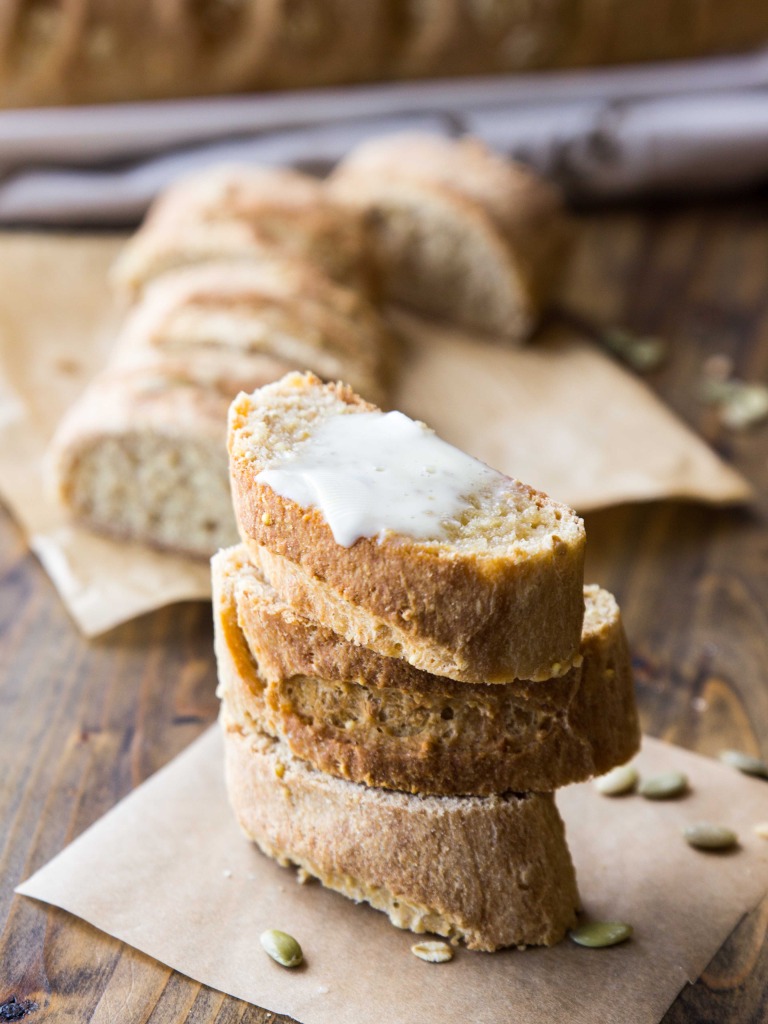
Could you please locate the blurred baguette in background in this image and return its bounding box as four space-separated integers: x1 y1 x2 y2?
330 132 570 341
2 0 768 109
109 164 378 300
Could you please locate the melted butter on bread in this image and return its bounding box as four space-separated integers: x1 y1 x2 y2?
257 409 500 547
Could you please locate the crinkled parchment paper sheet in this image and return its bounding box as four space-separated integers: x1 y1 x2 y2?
0 233 751 635
17 731 768 1024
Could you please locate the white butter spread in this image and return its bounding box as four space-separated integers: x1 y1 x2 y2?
257 410 500 547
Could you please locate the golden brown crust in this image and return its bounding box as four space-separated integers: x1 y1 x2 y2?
109 343 296 401
229 372 586 683
52 363 231 460
332 133 566 241
112 259 393 406
214 546 640 794
110 165 378 300
222 719 579 951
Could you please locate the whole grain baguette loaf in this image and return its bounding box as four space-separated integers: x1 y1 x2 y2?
214 545 640 795
49 352 292 557
112 259 394 406
110 165 376 300
229 371 585 683
329 133 570 341
3 1 768 108
221 715 579 951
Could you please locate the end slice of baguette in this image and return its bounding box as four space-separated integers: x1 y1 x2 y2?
228 371 585 683
221 714 579 951
213 545 640 795
329 132 570 341
48 352 292 558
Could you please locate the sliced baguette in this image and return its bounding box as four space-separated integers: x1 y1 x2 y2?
221 716 579 951
329 132 570 341
214 545 639 795
228 371 585 683
111 164 376 300
113 259 394 406
49 352 292 557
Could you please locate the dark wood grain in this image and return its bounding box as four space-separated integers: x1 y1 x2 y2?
2 203 768 1022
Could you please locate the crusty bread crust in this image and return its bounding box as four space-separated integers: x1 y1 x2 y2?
112 259 393 406
229 372 586 683
109 344 296 400
213 546 640 794
110 165 377 300
221 718 579 951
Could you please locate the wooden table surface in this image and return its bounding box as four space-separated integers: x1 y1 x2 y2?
2 203 768 1022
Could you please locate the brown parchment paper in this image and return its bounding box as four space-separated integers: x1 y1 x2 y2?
17 730 768 1024
0 233 751 636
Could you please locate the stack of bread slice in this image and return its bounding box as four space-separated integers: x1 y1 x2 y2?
48 167 393 557
214 371 640 951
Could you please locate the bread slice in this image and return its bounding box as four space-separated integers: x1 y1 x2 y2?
213 545 639 795
110 165 376 300
49 351 292 557
112 259 394 406
229 372 585 683
221 715 579 951
329 132 570 341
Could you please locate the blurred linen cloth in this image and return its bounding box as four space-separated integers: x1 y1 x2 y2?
2 47 768 224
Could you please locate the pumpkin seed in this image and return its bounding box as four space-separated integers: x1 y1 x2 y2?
260 929 303 967
700 376 768 430
683 823 738 851
638 771 688 800
718 749 768 779
411 940 454 963
754 823 768 840
594 764 638 796
569 922 633 948
720 384 768 430
600 328 668 373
